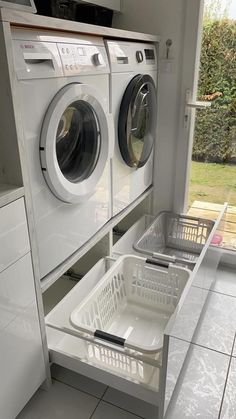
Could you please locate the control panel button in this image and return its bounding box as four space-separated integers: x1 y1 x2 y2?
77 47 84 56
91 53 104 66
136 50 144 63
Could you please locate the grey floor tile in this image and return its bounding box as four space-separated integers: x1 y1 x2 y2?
192 291 236 355
165 344 229 419
233 340 236 357
103 387 158 419
92 401 142 419
220 357 236 419
17 380 99 419
211 265 236 297
51 364 107 398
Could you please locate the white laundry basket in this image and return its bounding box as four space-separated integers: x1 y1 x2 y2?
70 255 190 375
134 211 215 266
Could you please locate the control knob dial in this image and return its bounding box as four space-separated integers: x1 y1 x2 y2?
91 53 104 66
136 51 144 63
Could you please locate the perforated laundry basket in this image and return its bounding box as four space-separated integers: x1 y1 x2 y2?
70 255 189 362
134 211 214 266
85 341 157 384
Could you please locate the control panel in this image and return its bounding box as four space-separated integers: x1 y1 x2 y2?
135 48 156 64
106 40 157 72
133 43 157 71
58 43 108 76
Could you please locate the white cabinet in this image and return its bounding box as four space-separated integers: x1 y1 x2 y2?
0 199 46 419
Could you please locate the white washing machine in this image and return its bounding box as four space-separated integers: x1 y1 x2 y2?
12 29 113 279
106 40 158 217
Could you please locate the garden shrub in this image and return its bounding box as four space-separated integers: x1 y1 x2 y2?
192 19 236 162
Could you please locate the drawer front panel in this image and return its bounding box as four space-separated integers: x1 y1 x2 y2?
0 253 46 419
0 198 30 272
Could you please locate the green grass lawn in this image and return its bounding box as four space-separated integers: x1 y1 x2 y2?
189 161 236 206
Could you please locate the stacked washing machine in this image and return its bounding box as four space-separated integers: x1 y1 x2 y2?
12 29 114 278
106 40 158 216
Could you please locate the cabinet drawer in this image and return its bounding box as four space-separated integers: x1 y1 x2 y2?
46 258 161 406
0 198 30 272
0 253 46 419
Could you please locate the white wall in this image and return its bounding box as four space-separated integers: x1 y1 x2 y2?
113 0 202 213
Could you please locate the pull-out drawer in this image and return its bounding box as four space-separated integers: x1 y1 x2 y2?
0 198 30 272
46 257 162 406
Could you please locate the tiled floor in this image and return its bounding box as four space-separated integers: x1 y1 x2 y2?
17 365 159 419
220 357 236 419
165 344 230 419
164 258 236 419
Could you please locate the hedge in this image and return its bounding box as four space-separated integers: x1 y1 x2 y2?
192 19 236 162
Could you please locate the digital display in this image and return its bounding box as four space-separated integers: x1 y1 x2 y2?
0 0 36 12
144 49 155 60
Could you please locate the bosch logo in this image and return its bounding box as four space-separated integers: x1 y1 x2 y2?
20 44 34 49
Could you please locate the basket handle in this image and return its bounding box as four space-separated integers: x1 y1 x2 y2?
152 252 176 263
146 258 169 269
94 330 125 347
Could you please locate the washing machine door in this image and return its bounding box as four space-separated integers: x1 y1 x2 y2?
118 74 157 168
40 83 110 204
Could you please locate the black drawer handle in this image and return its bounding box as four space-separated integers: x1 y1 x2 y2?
146 258 169 269
94 330 125 347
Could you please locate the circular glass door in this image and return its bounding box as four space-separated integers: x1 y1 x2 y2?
56 101 100 183
118 74 157 168
40 83 110 204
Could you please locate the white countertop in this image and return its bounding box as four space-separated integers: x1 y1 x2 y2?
0 8 160 43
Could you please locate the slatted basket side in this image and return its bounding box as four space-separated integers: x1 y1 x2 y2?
124 259 186 312
79 269 126 331
166 215 213 252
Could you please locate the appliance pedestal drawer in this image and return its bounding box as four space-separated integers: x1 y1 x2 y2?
46 258 162 406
